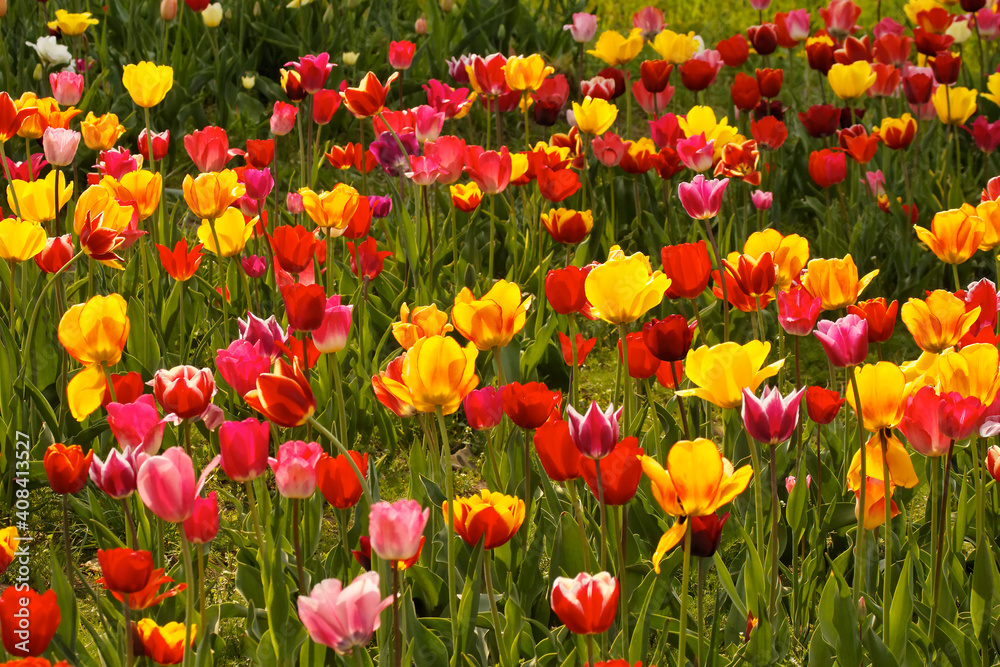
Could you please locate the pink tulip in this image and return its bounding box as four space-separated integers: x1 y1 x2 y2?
90 447 141 499
424 136 465 184
939 392 985 441
184 126 238 172
677 174 729 220
404 155 443 187
631 80 674 115
269 440 323 498
297 572 393 655
632 6 664 39
581 76 616 101
242 255 268 278
270 101 298 136
243 167 274 202
784 9 811 41
312 295 353 354
463 146 512 195
412 105 445 143
820 0 861 39
138 128 170 162
978 8 1000 39
286 53 334 93
814 314 868 367
650 113 682 150
388 40 416 70
161 0 178 20
182 491 219 544
463 386 505 430
750 0 771 10
676 134 715 173
777 288 822 336
566 402 622 460
106 395 166 455
368 499 429 561
42 127 80 167
563 12 598 43
136 447 220 523
785 476 796 494
751 190 773 210
238 312 289 358
898 386 952 457
49 71 83 106
216 340 271 397
286 191 305 214
98 147 141 179
591 132 626 167
741 385 806 445
219 418 270 481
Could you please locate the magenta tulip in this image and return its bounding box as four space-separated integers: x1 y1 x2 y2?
463 386 505 430
182 491 219 544
777 288 822 336
106 395 165 455
676 134 715 172
368 499 429 561
566 402 622 460
813 314 869 367
898 386 951 457
269 440 323 498
216 340 271 397
90 447 141 499
677 174 729 220
49 71 84 106
238 312 289 359
219 418 270 482
312 295 353 354
939 391 985 441
741 385 806 445
136 447 220 523
297 572 394 655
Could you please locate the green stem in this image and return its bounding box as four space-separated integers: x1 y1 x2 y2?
768 443 779 611
246 480 264 549
0 141 22 219
749 443 765 591
595 458 609 571
618 323 632 436
929 445 954 642
677 520 691 667
435 407 460 667
197 546 206 624
180 534 196 667
123 596 133 667
331 353 349 446
292 498 305 595
850 365 868 606
567 479 591 571
483 557 509 667
882 434 892 648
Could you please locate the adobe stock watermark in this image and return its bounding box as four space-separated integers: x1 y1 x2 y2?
11 430 33 654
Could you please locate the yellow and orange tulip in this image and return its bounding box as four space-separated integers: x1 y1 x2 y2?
677 341 784 409
901 290 980 353
452 280 532 351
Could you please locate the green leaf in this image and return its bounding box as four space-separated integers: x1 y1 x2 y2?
970 536 995 642
126 297 161 372
888 552 913 661
628 569 668 664
455 540 484 658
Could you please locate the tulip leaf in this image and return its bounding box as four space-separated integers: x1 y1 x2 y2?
23 379 61 443
713 551 748 619
888 552 913 661
970 536 995 642
786 467 807 537
126 297 161 373
807 626 833 667
861 625 898 667
455 540 484 659
628 568 669 664
404 585 450 667
49 535 77 649
519 314 557 378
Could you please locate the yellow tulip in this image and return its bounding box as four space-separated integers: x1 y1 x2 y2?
901 289 980 353
503 54 554 92
197 208 253 257
183 170 245 220
0 218 46 262
743 229 809 292
444 490 525 549
975 200 1000 250
571 97 618 136
677 341 784 409
649 29 698 64
381 335 479 415
7 170 72 223
584 246 669 325
854 476 900 530
298 183 361 229
801 255 878 310
74 183 134 235
103 171 162 221
46 9 99 35
936 343 1000 406
588 28 645 66
451 279 532 351
845 361 907 431
122 62 174 108
392 303 453 350
67 364 110 421
914 204 984 264
640 440 752 571
827 62 877 100
984 72 1000 107
847 430 919 492
678 106 741 159
932 85 978 125
81 111 126 152
58 294 130 367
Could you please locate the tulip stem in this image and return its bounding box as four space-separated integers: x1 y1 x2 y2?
704 217 729 342
668 361 691 441
618 506 629 657
0 141 23 220
483 556 509 667
768 444 779 611
677 520 691 667
595 458 609 572
121 497 138 549
748 442 765 593
618 324 632 436
567 479 591 571
391 564 402 667
930 444 954 644
332 354 350 446
568 313 579 410
585 634 597 667
61 495 76 653
245 481 264 549
488 194 496 280
292 498 305 596
849 364 868 607
881 433 893 649
197 545 207 624
180 533 196 667
435 407 459 666
123 596 133 667
952 263 961 292
307 417 372 506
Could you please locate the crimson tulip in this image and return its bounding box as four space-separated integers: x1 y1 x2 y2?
502 382 561 430
533 419 581 481
579 437 643 504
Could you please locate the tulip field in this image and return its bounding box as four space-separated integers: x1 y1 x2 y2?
10 0 1000 665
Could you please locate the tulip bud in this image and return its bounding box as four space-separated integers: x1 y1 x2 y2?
322 3 334 21
160 0 177 20
286 192 305 214
242 73 255 90
440 0 453 10
415 16 427 34
33 63 42 81
342 51 359 66
0 0 7 18
202 2 222 26
252 1 261 15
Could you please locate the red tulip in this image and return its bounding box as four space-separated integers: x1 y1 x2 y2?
639 60 673 94
642 315 696 362
747 24 779 55
689 511 729 557
805 386 845 424
245 139 275 168
502 381 561 430
316 451 369 509
184 126 237 172
716 34 750 67
342 71 399 117
281 283 327 331
348 236 392 281
389 42 416 70
798 104 841 138
97 548 155 595
153 366 216 420
0 587 61 657
750 116 787 150
847 297 898 343
661 241 712 299
155 239 203 281
731 72 761 112
270 225 317 274
558 332 597 367
579 437 643 505
545 266 589 314
463 386 505 430
182 492 219 544
34 234 73 273
138 128 170 162
550 572 619 635
618 332 661 380
537 166 580 203
533 419 581 481
808 148 847 187
755 68 783 98
43 443 92 494
312 89 341 125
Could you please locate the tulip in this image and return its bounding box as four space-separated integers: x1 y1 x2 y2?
545 266 589 315
801 255 878 310
97 548 154 595
341 71 399 117
49 71 83 106
676 134 715 172
533 420 582 481
312 295 353 353
161 0 178 20
933 86 978 125
138 128 170 162
550 572 619 634
846 429 919 492
901 290 980 353
244 357 316 427
642 316 695 362
777 288 822 336
122 62 173 108
854 477 899 530
390 303 452 351
183 169 244 220
451 280 531 350
137 447 220 523
0 217 46 263
7 170 73 223
270 225 316 274
588 28 644 66
936 343 1000 406
58 294 130 419
618 332 663 379
742 386 806 445
650 29 698 63
987 446 1000 482
463 146 512 194
827 61 876 100
380 335 478 416
898 386 952 457
215 340 270 398
217 418 270 482
155 239 203 282
299 183 361 228
0 587 60 657
298 572 393 654
846 298 898 344
444 490 525 549
539 208 593 244
503 54 554 92
238 313 289 358
244 138 274 168
369 500 429 561
347 236 391 281
450 182 482 211
677 174 729 220
285 53 333 94
914 204 985 264
640 439 752 570
316 451 368 509
821 0 861 38
571 97 617 136
34 233 73 273
559 332 597 366
563 12 598 42
806 386 845 424
814 314 869 367
153 366 215 420
661 241 712 300
0 528 15 576
845 362 907 432
747 24 779 55
807 148 847 188
90 447 141 498
579 437 644 505
678 341 783 409
502 381 561 430
585 247 669 324
135 619 194 664
267 440 323 498
184 126 237 173
43 443 92 494
463 386 505 430
566 402 621 459
723 252 776 299
717 34 751 67
182 491 219 544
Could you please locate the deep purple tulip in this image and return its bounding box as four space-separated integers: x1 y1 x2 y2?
741 385 805 445
370 131 419 176
813 314 869 367
566 402 622 459
689 511 729 558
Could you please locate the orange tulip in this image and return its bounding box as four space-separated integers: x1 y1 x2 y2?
380 335 479 415
244 358 316 427
391 303 452 350
341 71 400 117
913 204 985 264
452 280 532 351
444 490 525 549
901 289 980 353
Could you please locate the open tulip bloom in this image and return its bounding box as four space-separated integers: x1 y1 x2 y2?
16 4 1000 665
